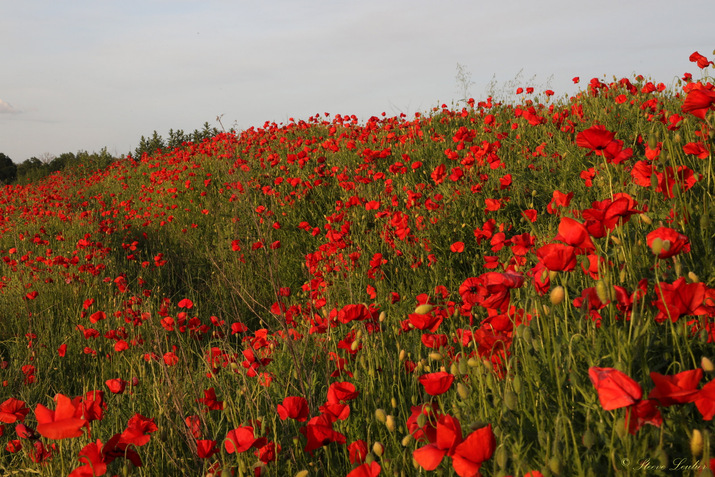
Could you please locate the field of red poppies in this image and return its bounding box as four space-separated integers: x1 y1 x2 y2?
1 52 715 477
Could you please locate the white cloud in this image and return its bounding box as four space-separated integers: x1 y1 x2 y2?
0 99 19 114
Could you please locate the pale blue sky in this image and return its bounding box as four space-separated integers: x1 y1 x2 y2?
1 0 713 162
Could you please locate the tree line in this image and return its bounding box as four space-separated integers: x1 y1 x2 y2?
0 122 222 185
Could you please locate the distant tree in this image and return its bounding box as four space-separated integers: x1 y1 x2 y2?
167 129 188 149
134 131 166 159
0 152 17 184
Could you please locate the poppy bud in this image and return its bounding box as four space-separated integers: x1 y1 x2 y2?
385 415 396 432
615 418 627 440
549 286 565 305
690 429 703 457
458 359 469 375
701 357 714 373
595 280 608 303
294 471 309 477
428 352 443 361
220 469 232 477
450 363 459 376
401 434 413 447
372 442 384 457
611 235 621 245
548 456 562 475
650 237 664 256
416 413 427 428
399 349 406 361
379 311 386 322
375 409 387 423
391 397 397 408
350 340 360 351
504 391 518 411
495 446 508 468
414 304 433 315
688 271 700 283
582 429 596 449
457 383 470 399
467 358 480 368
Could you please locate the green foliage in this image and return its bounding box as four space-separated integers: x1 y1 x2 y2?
0 152 17 184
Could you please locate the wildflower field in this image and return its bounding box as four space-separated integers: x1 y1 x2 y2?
1 52 715 477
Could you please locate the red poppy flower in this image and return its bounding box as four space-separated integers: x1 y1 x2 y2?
536 243 577 272
0 398 30 424
581 194 640 238
224 425 261 454
653 278 707 323
68 440 108 477
689 51 714 69
337 304 370 324
119 414 157 447
348 439 368 464
105 379 127 394
624 399 662 435
35 394 88 440
346 461 381 477
327 381 359 404
196 439 220 459
693 380 715 420
81 391 106 423
318 402 351 422
450 241 465 253
178 298 194 309
682 86 715 119
546 190 573 215
299 414 346 455
646 227 690 259
588 367 642 410
576 125 615 152
683 141 710 159
648 369 703 406
197 388 224 411
419 372 455 396
554 217 595 253
408 312 444 332
88 311 106 324
277 396 309 422
452 424 497 477
102 433 143 467
413 414 463 470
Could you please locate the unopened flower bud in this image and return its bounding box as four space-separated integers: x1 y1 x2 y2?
401 434 413 447
701 357 714 373
549 286 565 305
375 408 387 423
690 429 703 457
595 280 608 303
457 382 470 399
582 429 596 449
385 415 396 432
372 442 384 457
414 304 433 315
650 237 664 256
504 391 518 411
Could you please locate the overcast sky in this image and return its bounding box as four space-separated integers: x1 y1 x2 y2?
1 0 713 162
